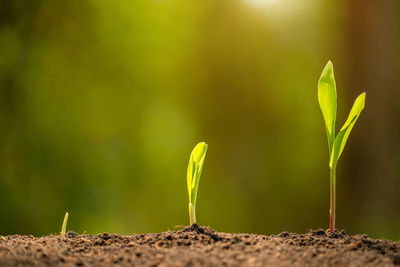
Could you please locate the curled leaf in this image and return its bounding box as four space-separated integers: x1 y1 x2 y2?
186 142 208 206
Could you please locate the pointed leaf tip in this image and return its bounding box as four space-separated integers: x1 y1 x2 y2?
359 92 366 103
319 61 335 85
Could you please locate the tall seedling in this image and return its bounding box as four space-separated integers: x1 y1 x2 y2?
318 61 366 233
187 142 208 225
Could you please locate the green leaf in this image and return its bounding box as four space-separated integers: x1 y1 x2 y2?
329 93 366 168
318 61 337 153
186 142 208 206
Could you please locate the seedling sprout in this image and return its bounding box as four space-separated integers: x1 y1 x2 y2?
60 212 69 235
187 142 208 225
318 61 366 233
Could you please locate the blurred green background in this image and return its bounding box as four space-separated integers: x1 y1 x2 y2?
0 0 399 239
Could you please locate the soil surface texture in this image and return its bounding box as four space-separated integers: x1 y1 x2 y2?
1 224 400 266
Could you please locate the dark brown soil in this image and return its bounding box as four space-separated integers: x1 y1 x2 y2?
1 224 400 266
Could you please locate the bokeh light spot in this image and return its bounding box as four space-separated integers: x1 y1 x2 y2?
243 0 280 7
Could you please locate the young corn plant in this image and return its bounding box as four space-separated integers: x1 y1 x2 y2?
187 142 208 225
60 212 69 235
318 61 366 233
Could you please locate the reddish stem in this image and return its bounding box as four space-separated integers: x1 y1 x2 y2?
329 167 336 233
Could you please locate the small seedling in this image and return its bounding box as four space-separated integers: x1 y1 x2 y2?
60 212 69 235
187 142 208 225
318 61 366 233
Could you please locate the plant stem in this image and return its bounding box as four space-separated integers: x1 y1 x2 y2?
329 167 336 233
189 203 196 225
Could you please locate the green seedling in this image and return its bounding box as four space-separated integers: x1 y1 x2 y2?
187 142 208 225
318 61 366 233
60 212 69 235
